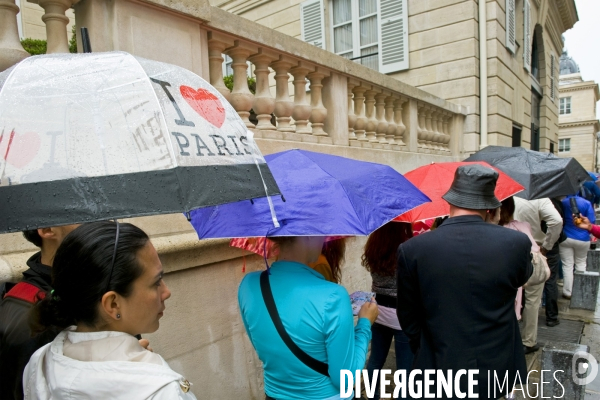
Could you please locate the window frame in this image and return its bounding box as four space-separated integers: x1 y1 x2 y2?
329 0 380 71
558 138 571 153
559 97 572 115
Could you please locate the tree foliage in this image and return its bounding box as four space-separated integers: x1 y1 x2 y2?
223 75 256 94
20 25 78 56
20 39 47 56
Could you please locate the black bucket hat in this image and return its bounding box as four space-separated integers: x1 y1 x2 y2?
442 164 501 210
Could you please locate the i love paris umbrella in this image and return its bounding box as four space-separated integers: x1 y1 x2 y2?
190 149 431 238
394 161 524 223
465 146 591 200
0 52 279 233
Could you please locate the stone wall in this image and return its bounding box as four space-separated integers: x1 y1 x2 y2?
557 124 596 170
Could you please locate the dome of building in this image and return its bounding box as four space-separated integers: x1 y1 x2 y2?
560 49 580 75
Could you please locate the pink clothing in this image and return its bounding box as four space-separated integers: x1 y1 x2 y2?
515 287 523 320
504 220 540 253
590 224 600 239
504 220 537 320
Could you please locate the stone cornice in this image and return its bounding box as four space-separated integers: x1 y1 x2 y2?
555 0 578 31
560 84 598 92
559 82 600 101
559 119 600 129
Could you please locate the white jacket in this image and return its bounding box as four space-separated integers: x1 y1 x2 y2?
23 328 197 400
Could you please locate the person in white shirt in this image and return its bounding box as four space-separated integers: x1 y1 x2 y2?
23 221 196 400
513 197 563 327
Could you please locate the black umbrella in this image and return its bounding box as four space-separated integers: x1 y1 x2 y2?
464 146 592 200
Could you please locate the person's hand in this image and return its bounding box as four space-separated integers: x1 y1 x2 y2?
358 298 379 325
139 338 153 352
540 247 548 256
574 215 592 231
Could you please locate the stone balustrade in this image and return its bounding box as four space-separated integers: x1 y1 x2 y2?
201 28 465 155
0 0 466 157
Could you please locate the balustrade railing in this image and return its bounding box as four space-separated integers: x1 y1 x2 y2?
0 0 466 156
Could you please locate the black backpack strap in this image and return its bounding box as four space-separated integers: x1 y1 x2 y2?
259 270 329 377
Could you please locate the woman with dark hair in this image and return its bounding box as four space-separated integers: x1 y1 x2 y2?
308 238 346 283
238 236 378 400
361 222 413 400
23 221 196 399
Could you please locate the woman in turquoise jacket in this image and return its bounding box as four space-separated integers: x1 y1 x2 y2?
238 236 379 400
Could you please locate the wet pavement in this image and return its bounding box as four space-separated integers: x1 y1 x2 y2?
360 285 600 399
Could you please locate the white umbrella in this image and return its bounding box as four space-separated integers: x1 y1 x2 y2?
0 52 279 233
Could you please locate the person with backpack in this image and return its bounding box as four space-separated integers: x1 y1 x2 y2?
0 225 79 400
23 221 195 399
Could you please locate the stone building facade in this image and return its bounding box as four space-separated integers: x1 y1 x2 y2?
557 50 600 171
212 0 578 155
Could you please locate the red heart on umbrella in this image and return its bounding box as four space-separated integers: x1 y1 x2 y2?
180 86 226 128
2 131 41 169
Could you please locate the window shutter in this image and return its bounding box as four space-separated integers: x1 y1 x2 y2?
550 52 556 101
523 0 532 72
300 0 325 49
505 0 516 53
378 0 409 73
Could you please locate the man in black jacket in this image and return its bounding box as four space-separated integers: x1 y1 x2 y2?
397 165 532 399
0 225 78 400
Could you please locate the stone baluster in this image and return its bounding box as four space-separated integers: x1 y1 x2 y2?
394 98 407 146
207 33 232 101
0 0 29 71
442 112 452 149
225 43 255 129
307 69 328 137
384 96 397 145
249 50 277 134
37 0 74 53
353 85 368 143
347 81 357 143
417 105 427 148
430 110 441 150
290 64 312 134
364 89 378 143
424 108 435 149
374 92 388 144
271 58 294 134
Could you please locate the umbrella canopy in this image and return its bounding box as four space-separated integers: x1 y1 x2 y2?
191 149 430 238
394 161 524 223
0 52 278 233
465 146 591 200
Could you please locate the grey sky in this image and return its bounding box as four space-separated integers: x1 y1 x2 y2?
563 0 600 117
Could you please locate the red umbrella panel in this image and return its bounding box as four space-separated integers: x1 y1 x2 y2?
230 236 348 259
394 161 524 223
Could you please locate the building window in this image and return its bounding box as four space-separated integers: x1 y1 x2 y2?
512 125 522 147
559 138 571 153
300 0 408 73
332 0 379 70
560 97 572 115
